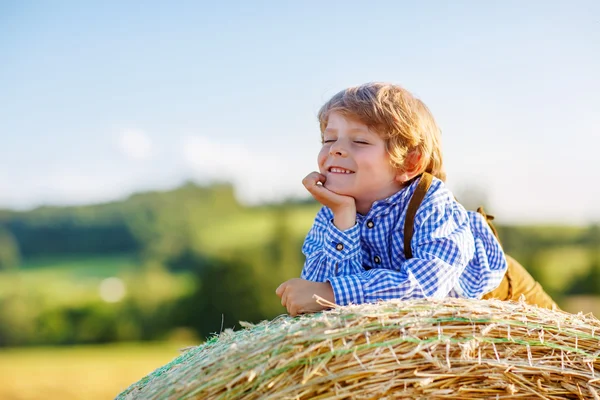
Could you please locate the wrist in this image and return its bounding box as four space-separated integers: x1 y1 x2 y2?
332 204 356 231
322 282 335 304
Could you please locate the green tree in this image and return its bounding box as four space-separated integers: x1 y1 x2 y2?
0 228 20 270
185 255 266 339
567 225 600 295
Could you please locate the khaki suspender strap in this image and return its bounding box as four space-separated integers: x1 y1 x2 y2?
401 174 530 306
403 172 433 259
476 206 500 244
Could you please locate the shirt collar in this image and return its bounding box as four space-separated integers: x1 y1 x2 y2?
366 177 421 217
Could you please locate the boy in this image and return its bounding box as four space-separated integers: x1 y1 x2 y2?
276 83 507 316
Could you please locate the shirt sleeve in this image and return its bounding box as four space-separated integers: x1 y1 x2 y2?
300 207 364 283
454 211 508 298
327 190 475 305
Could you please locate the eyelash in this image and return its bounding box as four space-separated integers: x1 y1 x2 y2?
322 140 369 145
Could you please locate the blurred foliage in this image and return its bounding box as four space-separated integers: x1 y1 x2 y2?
0 227 20 270
0 181 599 347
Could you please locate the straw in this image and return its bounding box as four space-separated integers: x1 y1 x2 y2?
116 297 600 399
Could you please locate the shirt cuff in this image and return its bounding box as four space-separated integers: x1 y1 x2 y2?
324 219 361 261
328 274 364 306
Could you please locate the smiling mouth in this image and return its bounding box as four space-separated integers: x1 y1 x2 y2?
328 167 355 174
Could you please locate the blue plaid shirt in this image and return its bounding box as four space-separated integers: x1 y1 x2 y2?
301 176 507 306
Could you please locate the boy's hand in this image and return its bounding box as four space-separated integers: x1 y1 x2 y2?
302 172 356 230
275 278 335 317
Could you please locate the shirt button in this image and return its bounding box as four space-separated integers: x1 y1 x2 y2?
336 243 344 251
367 220 375 229
374 255 381 264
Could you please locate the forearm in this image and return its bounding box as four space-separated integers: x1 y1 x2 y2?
328 256 469 306
457 238 508 298
302 209 362 282
301 251 363 283
450 210 509 298
331 204 356 231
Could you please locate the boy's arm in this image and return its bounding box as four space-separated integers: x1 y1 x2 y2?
328 199 475 305
299 171 364 281
300 206 364 282
454 211 508 298
276 206 364 316
277 172 364 316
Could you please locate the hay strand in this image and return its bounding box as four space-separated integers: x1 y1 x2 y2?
116 298 600 399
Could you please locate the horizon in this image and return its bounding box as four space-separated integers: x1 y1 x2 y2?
1 179 598 228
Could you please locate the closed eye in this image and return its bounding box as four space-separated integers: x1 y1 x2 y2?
323 139 335 144
354 141 369 144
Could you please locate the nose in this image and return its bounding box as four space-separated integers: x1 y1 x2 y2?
329 140 348 157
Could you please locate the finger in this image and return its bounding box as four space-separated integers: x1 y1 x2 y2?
306 184 341 206
281 286 288 308
304 178 332 199
302 172 326 189
303 172 346 208
275 282 286 297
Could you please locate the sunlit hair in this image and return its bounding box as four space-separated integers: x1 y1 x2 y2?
317 82 445 182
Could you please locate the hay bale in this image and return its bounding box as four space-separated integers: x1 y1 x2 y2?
116 298 600 399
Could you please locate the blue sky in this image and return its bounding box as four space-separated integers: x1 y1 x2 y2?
1 1 599 223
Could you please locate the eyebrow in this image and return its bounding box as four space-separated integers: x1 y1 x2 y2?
324 127 371 134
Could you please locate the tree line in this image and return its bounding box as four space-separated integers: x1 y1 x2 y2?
0 182 598 346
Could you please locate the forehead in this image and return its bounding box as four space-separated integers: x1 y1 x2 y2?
324 111 371 132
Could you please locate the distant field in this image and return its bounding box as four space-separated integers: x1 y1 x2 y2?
18 253 140 276
0 253 142 302
198 206 319 254
535 246 592 293
0 342 191 400
0 205 320 318
0 205 320 293
0 253 193 308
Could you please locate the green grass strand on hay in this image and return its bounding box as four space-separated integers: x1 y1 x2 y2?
288 318 600 361
301 316 600 350
116 298 600 399
117 345 207 399
179 332 600 398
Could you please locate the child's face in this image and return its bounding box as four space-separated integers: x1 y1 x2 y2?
318 111 403 212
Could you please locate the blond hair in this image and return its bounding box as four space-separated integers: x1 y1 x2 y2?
317 82 445 182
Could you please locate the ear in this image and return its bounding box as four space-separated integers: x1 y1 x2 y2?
395 150 423 183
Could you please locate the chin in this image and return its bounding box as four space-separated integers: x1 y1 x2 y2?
324 183 353 197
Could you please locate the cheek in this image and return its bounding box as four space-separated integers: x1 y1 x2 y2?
317 147 328 166
361 154 395 176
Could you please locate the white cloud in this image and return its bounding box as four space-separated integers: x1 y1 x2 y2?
181 136 312 204
0 162 192 210
117 129 153 161
182 136 253 180
30 171 133 208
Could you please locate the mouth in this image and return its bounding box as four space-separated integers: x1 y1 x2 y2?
328 166 355 174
